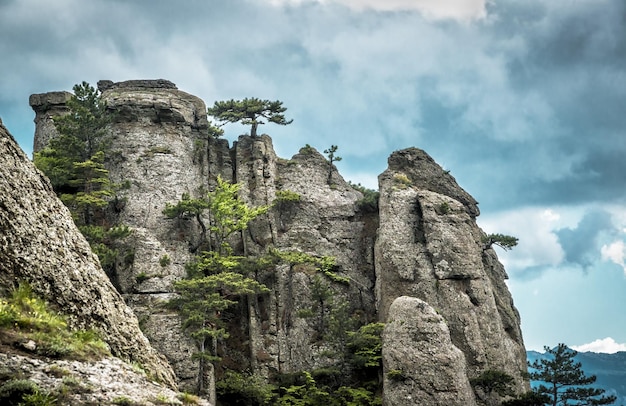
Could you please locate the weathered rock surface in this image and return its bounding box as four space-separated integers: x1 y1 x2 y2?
0 122 176 388
29 91 72 153
0 353 210 406
383 296 476 406
27 80 528 404
97 80 212 394
375 147 528 392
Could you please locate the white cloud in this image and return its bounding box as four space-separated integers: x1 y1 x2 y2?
572 337 626 354
601 240 626 274
478 207 565 274
267 0 487 20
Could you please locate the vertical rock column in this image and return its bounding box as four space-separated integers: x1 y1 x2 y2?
375 148 528 396
99 80 211 393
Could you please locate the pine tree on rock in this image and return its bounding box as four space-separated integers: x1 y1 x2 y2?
207 97 292 137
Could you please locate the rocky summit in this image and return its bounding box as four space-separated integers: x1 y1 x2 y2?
0 79 528 405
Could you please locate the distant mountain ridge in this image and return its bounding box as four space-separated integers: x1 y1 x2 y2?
527 350 626 405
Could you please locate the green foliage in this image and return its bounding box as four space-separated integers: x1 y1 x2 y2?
0 379 56 406
470 369 515 404
208 119 225 139
300 144 315 155
112 395 135 405
502 391 551 406
438 201 451 214
324 145 342 185
482 233 519 251
216 371 276 405
274 190 301 205
348 182 379 213
386 369 406 382
335 386 382 406
275 371 332 406
207 98 293 137
529 343 616 406
208 176 269 255
177 392 201 405
33 81 129 275
347 323 384 369
392 173 411 188
0 283 109 361
159 254 171 267
165 177 269 254
268 249 349 285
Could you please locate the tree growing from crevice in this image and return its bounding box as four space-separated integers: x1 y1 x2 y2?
167 177 271 395
470 369 515 406
324 145 342 185
207 98 292 137
482 233 519 251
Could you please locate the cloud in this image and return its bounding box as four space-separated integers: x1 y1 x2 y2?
478 207 564 279
267 0 487 19
555 210 616 270
572 337 626 354
601 240 626 274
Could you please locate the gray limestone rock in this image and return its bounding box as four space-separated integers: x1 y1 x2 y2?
26 80 529 403
0 122 176 388
375 148 528 394
29 91 72 153
383 296 476 406
0 353 211 405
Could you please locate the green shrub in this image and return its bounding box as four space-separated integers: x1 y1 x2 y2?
274 190 301 204
159 254 171 267
0 379 38 404
386 369 406 381
392 173 412 188
135 272 150 283
216 371 275 405
349 182 380 213
438 201 450 214
112 395 135 405
177 392 200 405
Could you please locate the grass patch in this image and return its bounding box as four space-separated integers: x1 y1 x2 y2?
0 283 110 361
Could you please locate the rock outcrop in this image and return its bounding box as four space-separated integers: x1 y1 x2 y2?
375 147 527 392
0 121 176 388
27 80 529 404
383 296 476 406
0 353 210 406
29 91 72 153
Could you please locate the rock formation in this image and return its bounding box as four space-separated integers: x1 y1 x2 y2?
383 296 476 406
25 79 530 404
0 121 178 389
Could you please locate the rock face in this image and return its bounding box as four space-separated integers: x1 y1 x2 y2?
0 353 211 406
29 91 72 153
98 80 212 394
375 147 528 393
0 122 176 388
27 80 529 404
383 296 476 406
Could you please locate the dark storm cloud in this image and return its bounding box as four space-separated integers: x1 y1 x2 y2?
555 210 616 269
469 0 626 209
1 0 625 214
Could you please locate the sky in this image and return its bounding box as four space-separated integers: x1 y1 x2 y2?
1 0 626 354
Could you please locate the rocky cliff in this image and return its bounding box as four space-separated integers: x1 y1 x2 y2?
26 80 529 404
0 120 218 404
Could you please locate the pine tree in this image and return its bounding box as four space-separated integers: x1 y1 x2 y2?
529 343 616 406
207 98 292 137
